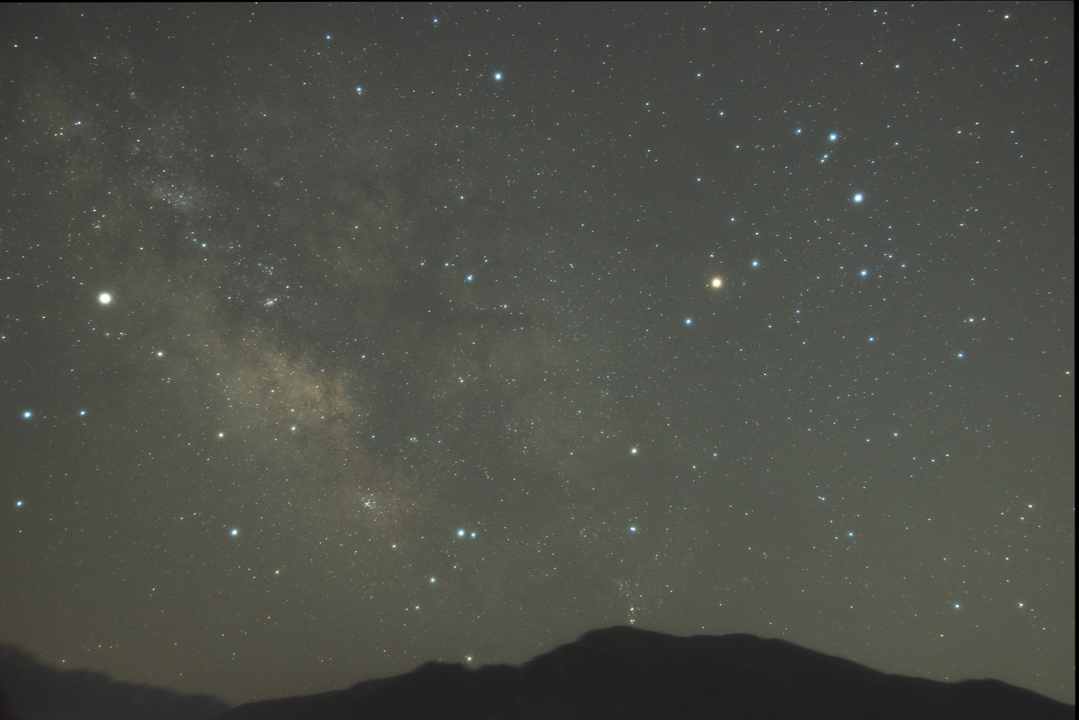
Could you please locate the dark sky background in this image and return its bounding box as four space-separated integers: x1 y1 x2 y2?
0 1 1073 708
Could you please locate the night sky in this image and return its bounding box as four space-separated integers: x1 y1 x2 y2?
1 2 1073 708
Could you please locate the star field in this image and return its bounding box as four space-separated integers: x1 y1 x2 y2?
0 2 1073 707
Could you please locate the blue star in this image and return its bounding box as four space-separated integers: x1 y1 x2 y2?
493 72 502 81
853 193 863 203
684 317 693 325
22 410 32 419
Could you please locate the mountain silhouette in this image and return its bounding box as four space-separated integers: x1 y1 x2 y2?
217 625 1074 720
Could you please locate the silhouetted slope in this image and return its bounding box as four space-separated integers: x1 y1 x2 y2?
218 625 1074 720
0 643 228 720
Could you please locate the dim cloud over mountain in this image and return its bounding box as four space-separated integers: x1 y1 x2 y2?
0 643 226 720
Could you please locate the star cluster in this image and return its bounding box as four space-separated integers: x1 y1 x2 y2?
0 3 1073 707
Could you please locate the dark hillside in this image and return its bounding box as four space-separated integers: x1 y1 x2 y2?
218 626 1074 720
